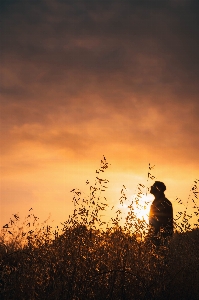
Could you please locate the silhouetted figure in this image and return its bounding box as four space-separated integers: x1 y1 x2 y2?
149 181 173 246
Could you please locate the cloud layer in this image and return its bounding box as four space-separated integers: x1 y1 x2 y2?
1 0 199 226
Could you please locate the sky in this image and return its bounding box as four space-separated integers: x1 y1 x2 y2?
1 0 199 230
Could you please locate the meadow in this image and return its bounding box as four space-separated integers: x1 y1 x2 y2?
0 157 199 300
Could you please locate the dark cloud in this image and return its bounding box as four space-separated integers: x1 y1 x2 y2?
1 0 199 164
1 0 199 87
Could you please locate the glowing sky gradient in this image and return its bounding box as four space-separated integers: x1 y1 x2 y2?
1 0 199 228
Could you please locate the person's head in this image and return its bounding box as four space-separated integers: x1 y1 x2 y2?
150 181 166 197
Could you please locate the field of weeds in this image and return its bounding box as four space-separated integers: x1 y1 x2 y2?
1 157 199 300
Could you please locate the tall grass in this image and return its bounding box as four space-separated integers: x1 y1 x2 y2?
0 157 199 299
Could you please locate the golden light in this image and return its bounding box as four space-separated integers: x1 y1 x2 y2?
130 193 154 223
116 193 154 225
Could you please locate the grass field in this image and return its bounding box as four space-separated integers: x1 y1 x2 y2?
1 158 199 299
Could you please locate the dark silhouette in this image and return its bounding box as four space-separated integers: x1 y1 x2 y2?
149 181 173 245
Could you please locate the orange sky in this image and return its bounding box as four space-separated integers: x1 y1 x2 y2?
1 0 199 230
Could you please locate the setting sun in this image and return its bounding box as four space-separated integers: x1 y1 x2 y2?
132 194 154 223
116 193 154 225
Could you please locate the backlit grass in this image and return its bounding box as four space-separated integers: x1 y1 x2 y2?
1 157 199 299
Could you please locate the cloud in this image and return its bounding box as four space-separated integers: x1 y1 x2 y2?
1 0 199 169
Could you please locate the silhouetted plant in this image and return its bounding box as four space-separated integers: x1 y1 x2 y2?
0 157 199 299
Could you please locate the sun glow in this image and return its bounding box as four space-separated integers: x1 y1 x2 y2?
132 194 154 223
116 193 154 224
